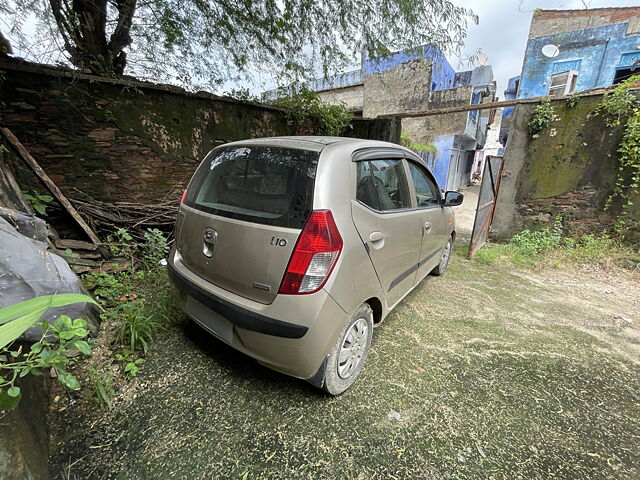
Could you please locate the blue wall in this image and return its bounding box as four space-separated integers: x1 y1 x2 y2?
500 75 519 145
430 135 455 188
518 23 640 99
363 45 457 91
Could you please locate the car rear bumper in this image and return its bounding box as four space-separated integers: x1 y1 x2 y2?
167 249 349 379
168 261 308 339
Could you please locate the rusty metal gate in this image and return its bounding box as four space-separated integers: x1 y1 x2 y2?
468 155 504 257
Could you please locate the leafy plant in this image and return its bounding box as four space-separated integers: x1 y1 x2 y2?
115 349 146 379
400 132 437 153
0 293 99 412
566 93 580 109
473 217 633 270
141 228 170 269
271 87 353 136
88 364 116 407
528 99 554 134
0 294 99 412
595 75 640 235
595 75 640 127
82 271 128 302
116 306 159 353
22 189 54 216
0 294 98 349
106 228 134 257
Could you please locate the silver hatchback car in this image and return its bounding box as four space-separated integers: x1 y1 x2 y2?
168 137 462 394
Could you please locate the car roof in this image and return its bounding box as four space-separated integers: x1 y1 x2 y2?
220 136 411 154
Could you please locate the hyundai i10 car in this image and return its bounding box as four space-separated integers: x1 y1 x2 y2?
168 136 463 395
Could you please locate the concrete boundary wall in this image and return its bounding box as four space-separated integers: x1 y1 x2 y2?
493 94 639 242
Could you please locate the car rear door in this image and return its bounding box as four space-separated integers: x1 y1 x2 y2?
405 158 449 279
350 150 422 307
176 144 320 304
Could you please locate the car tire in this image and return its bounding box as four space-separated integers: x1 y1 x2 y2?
320 303 374 396
431 236 452 276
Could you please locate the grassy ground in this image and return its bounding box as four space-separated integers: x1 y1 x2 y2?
50 251 640 480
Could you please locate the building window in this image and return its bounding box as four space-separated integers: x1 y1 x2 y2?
548 70 578 96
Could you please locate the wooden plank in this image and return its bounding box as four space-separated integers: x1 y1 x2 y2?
1 127 101 244
394 87 618 118
54 238 100 251
0 147 33 213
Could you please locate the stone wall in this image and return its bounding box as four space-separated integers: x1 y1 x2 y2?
493 94 640 242
362 59 432 118
317 85 364 112
400 85 474 188
0 58 398 207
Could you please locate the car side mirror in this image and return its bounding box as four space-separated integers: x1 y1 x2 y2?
443 191 463 207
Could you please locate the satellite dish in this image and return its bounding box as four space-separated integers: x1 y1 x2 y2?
542 44 560 58
477 51 489 66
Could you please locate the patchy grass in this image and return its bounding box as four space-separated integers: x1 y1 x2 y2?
474 230 638 271
49 251 639 480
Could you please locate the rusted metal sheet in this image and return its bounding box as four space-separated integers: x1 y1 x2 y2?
468 156 504 257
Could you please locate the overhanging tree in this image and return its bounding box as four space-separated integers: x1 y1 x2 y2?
1 0 476 89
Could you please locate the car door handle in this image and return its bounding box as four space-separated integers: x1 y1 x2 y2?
369 231 385 242
424 222 432 232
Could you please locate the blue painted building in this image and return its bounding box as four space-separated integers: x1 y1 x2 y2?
363 45 457 92
499 75 519 146
500 7 640 146
263 45 496 190
519 22 640 99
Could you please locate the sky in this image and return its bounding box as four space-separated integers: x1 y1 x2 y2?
457 0 640 96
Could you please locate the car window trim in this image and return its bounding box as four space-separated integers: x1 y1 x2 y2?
352 147 405 162
354 199 420 215
353 148 418 212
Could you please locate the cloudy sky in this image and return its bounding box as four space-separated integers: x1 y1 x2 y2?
459 0 640 96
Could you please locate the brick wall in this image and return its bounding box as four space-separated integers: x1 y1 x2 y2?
528 7 640 39
0 58 398 207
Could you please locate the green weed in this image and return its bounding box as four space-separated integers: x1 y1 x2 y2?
115 349 146 378
473 226 632 270
88 364 117 408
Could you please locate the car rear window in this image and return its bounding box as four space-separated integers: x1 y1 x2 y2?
184 145 319 228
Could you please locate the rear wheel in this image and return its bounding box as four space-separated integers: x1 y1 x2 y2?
319 303 373 395
431 236 452 276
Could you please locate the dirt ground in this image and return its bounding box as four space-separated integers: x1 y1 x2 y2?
452 185 479 238
49 252 640 480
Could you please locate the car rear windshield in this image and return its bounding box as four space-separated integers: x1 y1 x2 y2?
184 145 319 228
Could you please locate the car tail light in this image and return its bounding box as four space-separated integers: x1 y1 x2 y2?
180 189 188 204
279 210 343 295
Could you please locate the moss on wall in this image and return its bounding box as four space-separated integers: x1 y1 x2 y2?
495 94 637 240
519 96 621 202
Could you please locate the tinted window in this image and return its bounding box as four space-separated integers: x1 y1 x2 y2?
185 146 318 228
408 161 440 207
356 159 411 211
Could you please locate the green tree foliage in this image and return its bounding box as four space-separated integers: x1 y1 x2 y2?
1 1 476 89
271 87 353 135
